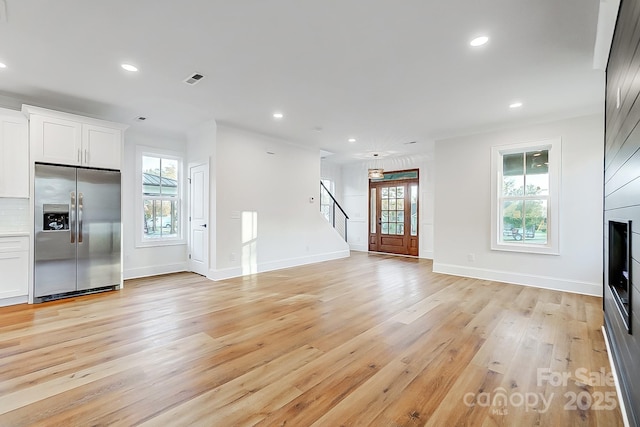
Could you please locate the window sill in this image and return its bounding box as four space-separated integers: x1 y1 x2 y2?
491 242 559 255
136 238 187 249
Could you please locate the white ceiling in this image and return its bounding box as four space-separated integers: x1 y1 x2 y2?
0 0 605 163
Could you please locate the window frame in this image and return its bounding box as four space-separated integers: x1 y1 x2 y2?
320 179 335 224
490 138 561 255
135 146 186 247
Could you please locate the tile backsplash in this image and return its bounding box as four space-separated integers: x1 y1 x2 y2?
0 198 30 233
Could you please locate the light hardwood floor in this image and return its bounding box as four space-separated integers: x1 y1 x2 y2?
0 252 624 426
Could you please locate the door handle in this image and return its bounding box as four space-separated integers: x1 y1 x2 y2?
200 224 207 228
70 192 76 243
78 192 84 243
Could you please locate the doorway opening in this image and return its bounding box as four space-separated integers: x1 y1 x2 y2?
368 169 419 256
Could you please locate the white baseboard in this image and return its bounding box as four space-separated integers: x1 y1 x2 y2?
209 266 243 281
432 263 602 296
420 251 434 260
348 243 368 252
0 295 28 307
123 262 188 280
209 249 350 281
601 325 631 427
349 246 433 260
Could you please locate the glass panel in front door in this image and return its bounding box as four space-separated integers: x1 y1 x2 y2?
410 184 418 236
380 184 405 235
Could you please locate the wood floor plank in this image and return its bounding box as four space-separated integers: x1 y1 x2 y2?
470 308 530 375
137 345 322 426
424 364 505 426
308 310 475 426
0 333 220 415
0 252 624 426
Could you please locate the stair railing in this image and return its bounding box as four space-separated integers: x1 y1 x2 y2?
320 181 349 242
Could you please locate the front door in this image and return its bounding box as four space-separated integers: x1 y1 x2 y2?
368 171 419 256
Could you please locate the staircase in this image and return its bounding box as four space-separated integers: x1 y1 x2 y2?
320 181 349 241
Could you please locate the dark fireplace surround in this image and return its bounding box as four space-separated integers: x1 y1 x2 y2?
608 219 632 334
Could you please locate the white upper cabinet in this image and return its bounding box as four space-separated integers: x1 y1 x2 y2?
0 108 29 198
23 105 128 170
29 114 82 166
82 123 122 170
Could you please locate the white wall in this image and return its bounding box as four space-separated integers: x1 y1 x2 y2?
339 146 435 258
211 126 349 279
433 114 603 295
122 130 189 279
321 160 343 200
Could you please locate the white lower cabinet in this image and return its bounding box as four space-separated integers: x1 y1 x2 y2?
0 236 29 302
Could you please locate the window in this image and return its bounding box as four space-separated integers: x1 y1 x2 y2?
320 179 334 223
491 139 560 254
136 147 184 246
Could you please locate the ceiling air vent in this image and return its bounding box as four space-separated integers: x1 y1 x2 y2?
184 72 205 85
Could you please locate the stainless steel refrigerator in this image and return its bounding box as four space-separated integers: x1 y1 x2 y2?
34 163 121 301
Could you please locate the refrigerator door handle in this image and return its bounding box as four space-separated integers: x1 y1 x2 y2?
70 191 76 243
78 192 84 243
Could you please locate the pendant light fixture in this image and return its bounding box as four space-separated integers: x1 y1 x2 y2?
368 153 384 179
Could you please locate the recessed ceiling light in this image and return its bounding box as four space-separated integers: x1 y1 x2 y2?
121 63 138 72
470 36 489 47
0 62 6 68
348 138 356 143
509 102 523 109
273 112 284 119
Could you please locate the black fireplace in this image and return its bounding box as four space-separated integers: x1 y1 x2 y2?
608 219 632 333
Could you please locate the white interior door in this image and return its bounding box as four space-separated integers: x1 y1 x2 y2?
189 162 209 276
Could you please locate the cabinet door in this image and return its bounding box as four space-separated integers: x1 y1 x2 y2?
0 237 29 299
30 114 82 165
0 112 29 197
82 124 122 169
